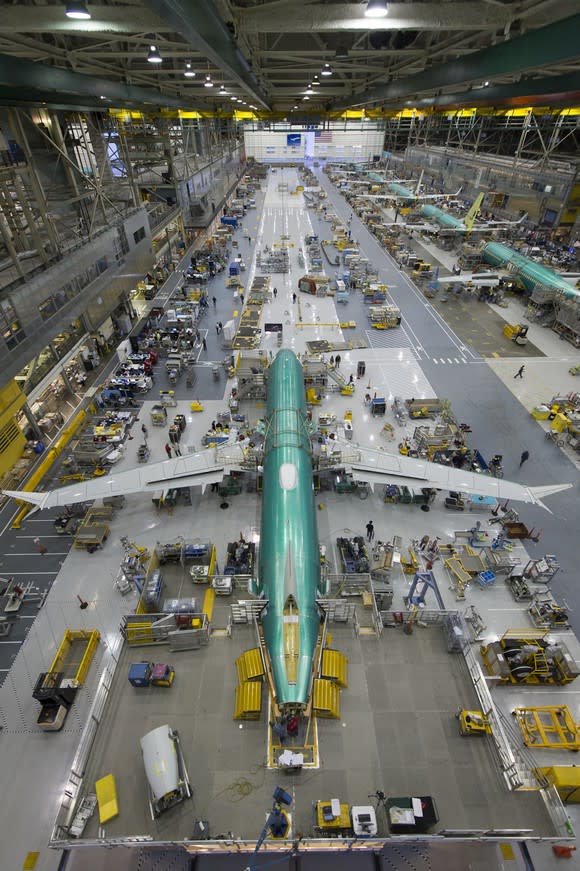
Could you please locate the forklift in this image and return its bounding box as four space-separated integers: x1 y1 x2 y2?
503 323 529 345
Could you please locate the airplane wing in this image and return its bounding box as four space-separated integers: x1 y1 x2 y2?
364 188 462 202
442 273 501 286
2 443 248 510
334 442 571 509
380 222 439 233
443 214 528 233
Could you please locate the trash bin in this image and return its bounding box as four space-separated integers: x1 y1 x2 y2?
357 361 366 377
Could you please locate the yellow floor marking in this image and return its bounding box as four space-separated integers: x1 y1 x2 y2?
492 352 500 358
22 854 40 870
500 843 515 860
233 309 239 316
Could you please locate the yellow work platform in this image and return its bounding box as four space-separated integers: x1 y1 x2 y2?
313 678 340 718
236 648 265 683
233 680 262 720
321 649 349 688
513 706 580 750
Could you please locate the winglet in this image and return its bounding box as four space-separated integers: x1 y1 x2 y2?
528 483 573 511
2 489 51 509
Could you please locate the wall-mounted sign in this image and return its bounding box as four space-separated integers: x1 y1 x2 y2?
287 134 301 146
264 323 283 333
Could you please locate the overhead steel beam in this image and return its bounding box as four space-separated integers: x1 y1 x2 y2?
237 1 559 33
0 53 197 110
331 14 580 110
0 6 169 35
143 0 271 110
385 73 580 111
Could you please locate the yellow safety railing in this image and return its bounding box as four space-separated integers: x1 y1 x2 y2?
12 408 88 528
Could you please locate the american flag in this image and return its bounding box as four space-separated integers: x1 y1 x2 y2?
315 130 333 142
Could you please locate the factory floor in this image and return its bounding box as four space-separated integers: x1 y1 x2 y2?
0 165 578 871
79 619 553 842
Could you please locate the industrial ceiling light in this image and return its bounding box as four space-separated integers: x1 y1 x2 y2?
204 74 214 88
305 87 314 95
321 63 333 76
147 45 163 64
219 84 227 94
183 62 195 78
303 95 310 101
335 43 349 59
65 1 91 19
236 98 243 103
230 96 237 101
365 0 388 18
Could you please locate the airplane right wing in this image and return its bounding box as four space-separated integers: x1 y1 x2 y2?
331 442 572 510
2 443 248 511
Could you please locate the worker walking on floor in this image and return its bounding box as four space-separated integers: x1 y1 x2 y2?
514 365 525 379
141 423 148 440
273 287 278 298
335 353 341 368
366 520 375 542
164 443 172 459
520 449 530 467
34 537 47 556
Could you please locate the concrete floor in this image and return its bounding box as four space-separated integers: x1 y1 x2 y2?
80 620 554 841
0 164 579 871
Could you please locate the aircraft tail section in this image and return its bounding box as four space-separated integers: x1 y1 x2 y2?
465 192 484 230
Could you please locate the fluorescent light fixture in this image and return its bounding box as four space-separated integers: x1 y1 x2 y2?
147 45 162 64
65 1 91 19
365 0 388 17
184 62 195 78
204 74 213 88
321 63 333 76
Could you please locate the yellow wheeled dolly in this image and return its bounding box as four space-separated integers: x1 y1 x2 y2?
513 706 580 750
456 709 492 736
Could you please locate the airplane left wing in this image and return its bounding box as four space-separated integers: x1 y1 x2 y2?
2 443 248 510
335 442 572 510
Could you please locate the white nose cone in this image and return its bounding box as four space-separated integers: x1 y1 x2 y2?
279 463 298 490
